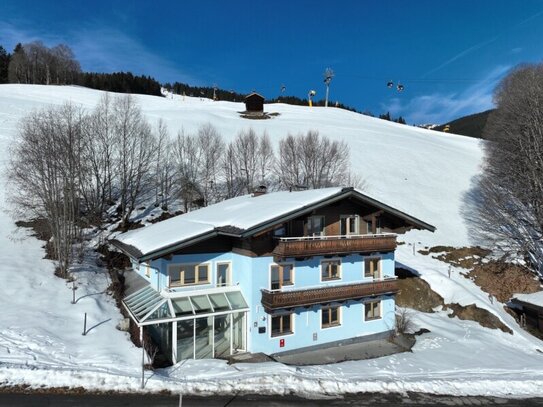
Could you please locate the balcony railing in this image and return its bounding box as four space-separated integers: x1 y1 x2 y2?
272 233 396 258
261 278 399 312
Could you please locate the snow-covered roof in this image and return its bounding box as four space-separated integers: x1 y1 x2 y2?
512 291 543 309
112 187 435 261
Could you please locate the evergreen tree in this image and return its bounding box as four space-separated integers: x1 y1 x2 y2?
0 45 9 84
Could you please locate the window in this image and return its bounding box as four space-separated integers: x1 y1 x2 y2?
365 257 381 279
365 300 381 321
307 215 325 236
321 306 341 328
271 313 293 337
168 263 210 287
270 263 294 290
321 260 341 281
340 215 359 235
216 262 231 287
365 218 381 234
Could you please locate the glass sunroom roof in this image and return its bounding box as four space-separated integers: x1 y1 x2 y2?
123 287 249 326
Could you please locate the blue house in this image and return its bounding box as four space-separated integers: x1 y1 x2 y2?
112 187 434 363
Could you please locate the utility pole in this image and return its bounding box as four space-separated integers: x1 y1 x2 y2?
323 68 334 108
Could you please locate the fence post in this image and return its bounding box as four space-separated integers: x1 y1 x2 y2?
82 312 87 335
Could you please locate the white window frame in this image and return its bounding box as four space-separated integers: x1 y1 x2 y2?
321 305 342 329
269 312 295 338
269 262 295 291
364 300 382 321
215 261 232 287
320 258 342 282
167 262 211 287
364 256 382 280
340 214 360 236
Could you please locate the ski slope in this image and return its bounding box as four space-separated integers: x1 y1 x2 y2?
1 84 542 398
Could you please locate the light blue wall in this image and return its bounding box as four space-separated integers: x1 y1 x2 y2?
250 296 396 355
140 250 396 354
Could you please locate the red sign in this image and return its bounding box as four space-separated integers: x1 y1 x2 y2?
279 339 285 347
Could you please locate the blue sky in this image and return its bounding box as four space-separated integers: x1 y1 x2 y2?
1 0 543 124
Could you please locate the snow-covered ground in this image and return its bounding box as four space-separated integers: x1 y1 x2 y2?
1 84 542 398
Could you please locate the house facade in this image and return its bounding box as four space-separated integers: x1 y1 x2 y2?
112 187 434 363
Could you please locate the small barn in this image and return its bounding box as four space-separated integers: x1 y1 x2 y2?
244 92 264 113
510 292 543 333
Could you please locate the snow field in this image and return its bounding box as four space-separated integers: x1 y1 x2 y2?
0 84 542 397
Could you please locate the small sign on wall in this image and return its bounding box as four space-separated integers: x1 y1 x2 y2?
313 332 318 341
280 338 285 347
258 327 266 334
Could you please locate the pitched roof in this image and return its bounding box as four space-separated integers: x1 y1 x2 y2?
111 187 435 261
244 92 264 100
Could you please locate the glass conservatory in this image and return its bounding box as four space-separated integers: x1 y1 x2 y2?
123 286 249 363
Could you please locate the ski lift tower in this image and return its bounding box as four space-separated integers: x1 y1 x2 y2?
323 68 334 108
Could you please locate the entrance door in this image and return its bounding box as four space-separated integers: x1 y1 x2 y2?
232 312 245 353
213 314 231 358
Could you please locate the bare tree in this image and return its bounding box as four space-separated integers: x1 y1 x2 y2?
114 95 156 228
276 131 350 189
154 119 175 210
8 103 85 277
174 129 203 211
472 63 543 275
196 123 224 206
257 131 275 186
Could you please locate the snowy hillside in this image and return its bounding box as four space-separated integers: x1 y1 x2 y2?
2 84 543 398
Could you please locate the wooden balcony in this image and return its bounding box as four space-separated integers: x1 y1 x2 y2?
261 278 399 312
272 234 396 258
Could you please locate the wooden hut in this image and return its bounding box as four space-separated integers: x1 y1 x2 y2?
244 93 264 113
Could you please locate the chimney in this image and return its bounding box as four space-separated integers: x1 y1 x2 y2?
252 185 267 197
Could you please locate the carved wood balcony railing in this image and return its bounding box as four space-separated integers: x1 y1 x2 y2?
261 278 399 312
272 234 397 258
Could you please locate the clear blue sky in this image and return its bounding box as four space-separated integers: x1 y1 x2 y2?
2 0 543 124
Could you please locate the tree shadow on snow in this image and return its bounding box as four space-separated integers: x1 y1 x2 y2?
85 318 112 334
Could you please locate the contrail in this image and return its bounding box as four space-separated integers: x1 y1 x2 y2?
422 8 543 78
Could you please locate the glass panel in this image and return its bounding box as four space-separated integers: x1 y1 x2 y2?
331 307 338 323
197 265 209 283
149 323 171 361
321 308 328 326
209 293 230 311
183 265 196 284
172 297 194 316
214 314 231 358
194 316 213 359
232 312 245 352
147 301 172 321
169 266 181 285
177 319 194 360
225 291 248 309
271 265 280 290
191 295 213 313
216 263 230 287
283 264 292 285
